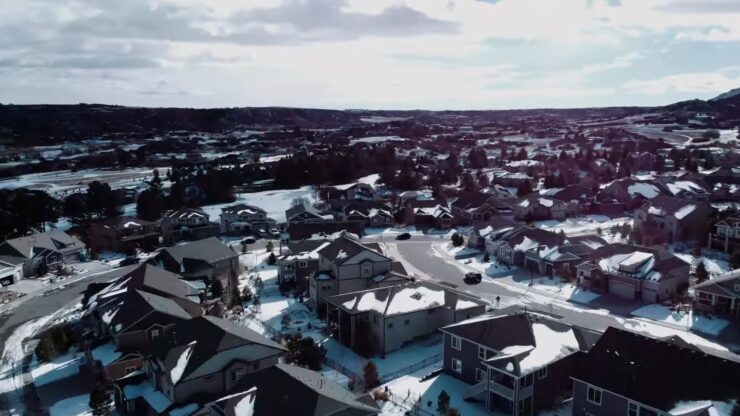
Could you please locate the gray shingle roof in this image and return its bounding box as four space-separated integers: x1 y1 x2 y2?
1 230 85 259
158 237 238 265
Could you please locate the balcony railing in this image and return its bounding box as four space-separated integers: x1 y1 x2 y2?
489 380 514 399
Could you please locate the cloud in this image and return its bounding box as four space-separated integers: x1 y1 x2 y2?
624 71 740 95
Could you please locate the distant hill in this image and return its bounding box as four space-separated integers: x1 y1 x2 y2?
711 87 740 102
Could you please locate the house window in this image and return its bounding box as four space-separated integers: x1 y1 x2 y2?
587 386 602 405
252 362 260 371
373 315 378 324
478 346 490 360
537 367 547 379
450 335 461 351
387 323 394 329
628 402 638 416
150 329 160 338
475 368 485 382
230 368 244 383
124 367 136 375
404 319 410 326
299 261 307 268
451 358 462 373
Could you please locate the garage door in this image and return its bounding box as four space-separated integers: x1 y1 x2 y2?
609 280 636 299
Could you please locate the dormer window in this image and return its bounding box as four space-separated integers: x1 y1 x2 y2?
298 260 308 268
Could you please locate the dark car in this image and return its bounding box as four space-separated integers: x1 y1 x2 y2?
395 232 412 240
119 256 140 267
464 272 482 284
242 237 257 245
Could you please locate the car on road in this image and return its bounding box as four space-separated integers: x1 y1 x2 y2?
119 256 140 267
464 272 482 284
395 232 412 240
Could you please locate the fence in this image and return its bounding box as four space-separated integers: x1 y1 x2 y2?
323 353 443 390
386 393 438 416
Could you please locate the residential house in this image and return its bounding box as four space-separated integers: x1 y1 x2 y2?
88 289 202 381
452 192 512 226
571 327 740 416
114 316 286 415
276 240 329 291
0 230 86 277
0 256 24 286
658 179 711 201
492 227 565 267
468 217 520 250
576 243 689 302
83 263 203 309
160 208 219 244
342 201 394 228
441 311 598 416
693 269 740 320
514 197 569 221
711 183 740 202
285 221 365 241
150 237 239 305
491 170 533 188
402 200 453 229
308 233 409 310
597 178 666 210
628 151 658 170
521 235 607 277
87 216 160 254
191 363 378 416
710 217 740 253
633 196 715 245
219 203 276 236
285 202 334 226
325 281 486 356
702 166 740 185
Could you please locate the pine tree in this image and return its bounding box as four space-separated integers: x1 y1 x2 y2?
363 360 380 390
437 390 450 412
695 261 709 283
267 252 277 265
89 382 112 416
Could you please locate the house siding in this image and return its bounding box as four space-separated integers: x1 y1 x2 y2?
572 380 629 416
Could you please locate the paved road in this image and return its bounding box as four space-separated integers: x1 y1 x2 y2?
386 240 740 358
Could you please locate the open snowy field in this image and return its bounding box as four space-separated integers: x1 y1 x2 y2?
202 185 318 222
0 167 167 197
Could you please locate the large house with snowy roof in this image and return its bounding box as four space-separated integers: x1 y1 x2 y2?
276 240 329 290
490 226 565 267
440 310 599 416
597 178 667 210
401 199 453 229
451 192 513 226
88 216 160 254
341 201 394 228
114 316 286 415
693 269 740 320
571 326 740 416
468 216 520 249
219 203 276 235
160 207 219 244
710 216 740 253
285 201 334 226
514 196 569 221
0 230 86 277
575 243 689 302
308 233 409 310
325 281 486 356
633 195 715 245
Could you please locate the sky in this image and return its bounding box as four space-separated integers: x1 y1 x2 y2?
1 0 740 110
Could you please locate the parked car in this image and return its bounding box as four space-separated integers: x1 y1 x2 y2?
396 232 412 240
464 272 482 284
242 237 257 245
119 256 140 267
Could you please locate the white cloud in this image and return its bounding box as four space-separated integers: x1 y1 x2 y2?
624 72 740 95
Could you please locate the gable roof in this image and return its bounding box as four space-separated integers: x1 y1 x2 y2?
158 316 285 385
163 207 210 221
286 202 325 221
156 237 237 265
1 230 85 259
451 192 495 210
285 221 365 240
317 234 388 265
220 203 267 215
86 263 201 306
326 281 484 317
693 269 740 299
640 195 713 221
217 363 378 416
573 327 740 411
97 289 201 335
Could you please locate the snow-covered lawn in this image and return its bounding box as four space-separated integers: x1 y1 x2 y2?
672 250 731 276
433 242 479 259
48 394 91 416
379 365 486 416
202 186 318 223
31 349 83 387
522 276 601 304
534 216 632 242
631 304 730 336
312 332 442 382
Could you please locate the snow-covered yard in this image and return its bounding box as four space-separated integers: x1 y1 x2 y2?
534 215 632 243
378 365 486 416
48 394 92 416
631 304 730 336
521 276 601 304
31 348 83 387
202 186 318 223
672 249 731 276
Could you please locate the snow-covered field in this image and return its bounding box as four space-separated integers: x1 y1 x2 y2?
0 167 166 197
534 215 632 242
202 186 318 223
48 394 91 416
631 304 730 336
